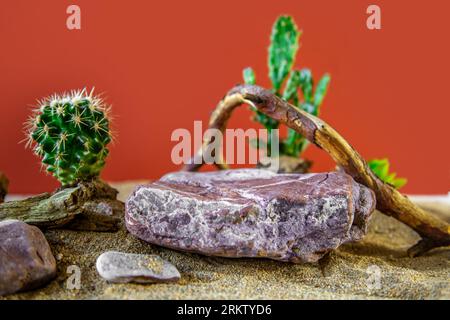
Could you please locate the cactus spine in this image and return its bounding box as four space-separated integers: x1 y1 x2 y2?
25 88 112 186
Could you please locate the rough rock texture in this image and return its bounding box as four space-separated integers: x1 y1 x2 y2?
0 220 56 296
64 199 124 232
96 251 181 284
1 183 448 300
125 169 376 263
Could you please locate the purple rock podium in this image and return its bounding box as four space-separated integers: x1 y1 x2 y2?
125 169 376 263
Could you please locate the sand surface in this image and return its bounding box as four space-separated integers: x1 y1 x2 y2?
2 181 449 300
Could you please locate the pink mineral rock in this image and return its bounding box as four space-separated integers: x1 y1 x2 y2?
125 169 376 263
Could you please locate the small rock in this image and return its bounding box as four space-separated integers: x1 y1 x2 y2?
0 220 57 296
125 169 376 263
65 199 124 232
96 251 181 284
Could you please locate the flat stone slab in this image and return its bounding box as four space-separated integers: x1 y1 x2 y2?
96 251 181 283
0 220 56 296
125 169 376 263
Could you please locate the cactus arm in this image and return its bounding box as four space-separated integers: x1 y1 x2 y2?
269 16 301 93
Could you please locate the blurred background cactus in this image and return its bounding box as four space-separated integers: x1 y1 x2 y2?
24 88 112 186
243 15 407 187
243 15 331 159
243 15 330 173
368 158 407 189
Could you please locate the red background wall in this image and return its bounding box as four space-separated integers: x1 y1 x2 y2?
0 0 449 194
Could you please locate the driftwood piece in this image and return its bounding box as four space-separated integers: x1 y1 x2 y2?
0 172 8 203
0 179 123 231
184 84 450 256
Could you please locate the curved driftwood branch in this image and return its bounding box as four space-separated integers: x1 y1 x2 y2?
184 84 450 256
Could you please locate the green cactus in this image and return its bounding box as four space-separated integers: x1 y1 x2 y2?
368 158 407 189
243 15 331 158
24 88 112 186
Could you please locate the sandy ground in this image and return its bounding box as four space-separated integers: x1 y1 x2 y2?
2 181 449 300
